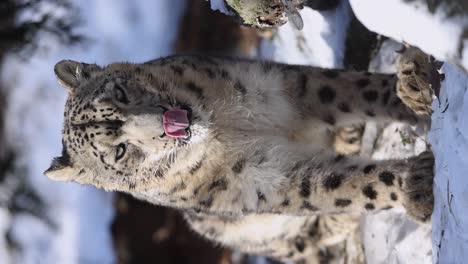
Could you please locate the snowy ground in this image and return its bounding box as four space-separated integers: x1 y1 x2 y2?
430 64 468 264
350 0 468 72
1 0 185 263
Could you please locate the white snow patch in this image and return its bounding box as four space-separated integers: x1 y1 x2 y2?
368 39 402 74
429 63 468 264
260 2 352 68
372 122 428 160
209 0 233 15
349 0 468 71
362 208 432 264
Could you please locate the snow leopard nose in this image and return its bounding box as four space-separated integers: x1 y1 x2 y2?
122 114 165 139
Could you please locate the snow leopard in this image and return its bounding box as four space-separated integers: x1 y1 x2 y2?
44 47 437 263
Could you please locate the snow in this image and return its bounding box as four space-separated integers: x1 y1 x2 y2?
368 39 401 74
430 63 468 264
349 0 468 72
1 0 185 263
260 2 352 68
209 0 233 16
362 208 432 263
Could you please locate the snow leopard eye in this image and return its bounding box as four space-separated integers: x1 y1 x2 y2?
115 143 127 161
114 84 129 104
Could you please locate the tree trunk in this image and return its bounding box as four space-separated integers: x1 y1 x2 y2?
223 0 297 27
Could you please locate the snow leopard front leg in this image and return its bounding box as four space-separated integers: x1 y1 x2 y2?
256 147 435 223
187 145 433 223
281 47 440 128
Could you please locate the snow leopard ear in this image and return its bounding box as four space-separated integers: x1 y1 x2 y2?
44 153 78 182
54 60 101 92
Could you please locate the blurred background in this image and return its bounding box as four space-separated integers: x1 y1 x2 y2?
0 0 435 263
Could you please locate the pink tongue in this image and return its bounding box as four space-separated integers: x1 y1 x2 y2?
163 109 190 138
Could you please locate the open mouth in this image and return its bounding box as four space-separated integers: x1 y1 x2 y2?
162 106 192 140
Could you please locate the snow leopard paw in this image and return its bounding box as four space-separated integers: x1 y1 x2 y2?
401 150 434 222
333 125 364 155
396 47 441 116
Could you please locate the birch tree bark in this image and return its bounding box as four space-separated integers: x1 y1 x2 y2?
223 0 301 27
